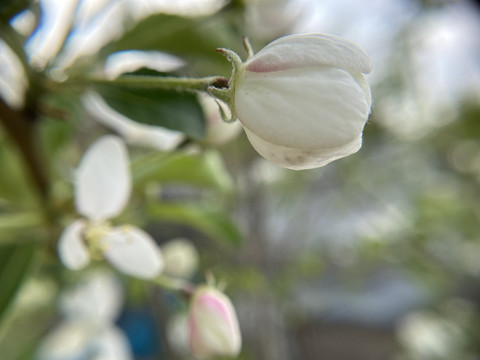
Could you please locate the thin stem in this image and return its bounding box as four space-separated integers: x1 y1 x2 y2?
87 75 229 93
0 212 45 230
154 275 196 297
0 97 49 201
242 36 255 59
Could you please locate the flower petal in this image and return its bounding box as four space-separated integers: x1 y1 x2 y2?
104 50 185 79
236 67 370 150
60 270 123 323
83 92 185 151
92 326 133 360
101 226 163 279
245 33 372 74
243 127 362 170
162 238 199 279
188 287 241 359
58 219 90 270
37 320 92 360
75 135 131 221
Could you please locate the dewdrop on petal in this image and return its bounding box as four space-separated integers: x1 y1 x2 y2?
212 33 372 170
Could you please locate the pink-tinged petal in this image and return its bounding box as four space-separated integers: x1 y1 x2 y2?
58 220 90 270
188 286 241 359
75 135 131 221
101 226 163 279
245 33 372 74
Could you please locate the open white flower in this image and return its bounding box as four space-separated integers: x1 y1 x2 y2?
37 270 133 360
58 135 163 279
216 33 372 170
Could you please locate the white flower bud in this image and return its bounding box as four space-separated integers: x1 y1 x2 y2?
188 286 241 359
233 33 372 170
161 238 199 279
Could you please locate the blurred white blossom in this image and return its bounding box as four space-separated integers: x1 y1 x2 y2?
0 40 27 109
199 94 242 146
58 135 164 279
37 270 132 360
397 311 462 359
245 0 306 40
166 313 190 357
104 50 185 80
125 0 227 19
83 92 185 151
161 238 199 279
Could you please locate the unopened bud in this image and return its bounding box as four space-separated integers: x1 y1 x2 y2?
222 33 372 170
188 286 241 359
162 238 199 279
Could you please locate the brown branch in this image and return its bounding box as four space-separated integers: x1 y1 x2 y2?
0 97 49 200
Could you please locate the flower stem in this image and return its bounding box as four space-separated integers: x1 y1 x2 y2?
154 275 196 296
0 97 49 201
87 75 229 93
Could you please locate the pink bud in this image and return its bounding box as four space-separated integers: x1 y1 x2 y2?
188 286 241 359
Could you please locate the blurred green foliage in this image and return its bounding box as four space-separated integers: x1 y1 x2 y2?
0 0 480 359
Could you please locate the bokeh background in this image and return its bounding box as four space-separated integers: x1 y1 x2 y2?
1 0 480 359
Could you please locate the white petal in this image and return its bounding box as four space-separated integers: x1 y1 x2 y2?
92 326 133 360
235 67 370 150
101 226 163 279
104 50 185 79
58 220 90 270
75 135 131 221
0 40 27 109
37 320 92 360
60 270 123 322
161 238 199 279
245 33 372 74
243 127 362 170
83 92 185 151
167 313 190 356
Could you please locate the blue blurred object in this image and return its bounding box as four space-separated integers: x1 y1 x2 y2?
117 308 162 359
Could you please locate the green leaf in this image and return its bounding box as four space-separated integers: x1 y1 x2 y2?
132 150 233 191
0 138 37 204
101 13 238 59
0 242 37 324
0 0 31 21
149 202 242 248
94 82 206 139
